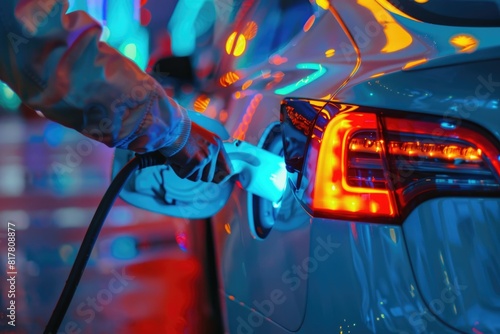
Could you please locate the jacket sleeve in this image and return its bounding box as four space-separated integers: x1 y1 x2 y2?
0 0 191 155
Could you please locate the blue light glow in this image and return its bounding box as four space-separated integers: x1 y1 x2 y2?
441 121 457 130
270 162 288 193
275 63 327 95
44 122 65 147
118 26 150 70
111 236 138 260
0 82 21 110
170 20 196 57
108 206 133 226
67 0 88 13
175 232 188 252
106 0 139 45
86 0 104 21
169 0 210 56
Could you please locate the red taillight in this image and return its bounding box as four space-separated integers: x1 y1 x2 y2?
298 107 500 223
311 112 396 219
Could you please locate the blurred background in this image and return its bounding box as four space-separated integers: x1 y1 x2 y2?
0 0 225 332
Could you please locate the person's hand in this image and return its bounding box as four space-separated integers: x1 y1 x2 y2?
161 122 232 183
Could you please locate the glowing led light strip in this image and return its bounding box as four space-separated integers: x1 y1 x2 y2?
274 63 327 95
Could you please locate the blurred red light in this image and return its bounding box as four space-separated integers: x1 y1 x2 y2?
140 8 152 26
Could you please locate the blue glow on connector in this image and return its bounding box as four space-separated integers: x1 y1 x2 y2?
270 162 288 193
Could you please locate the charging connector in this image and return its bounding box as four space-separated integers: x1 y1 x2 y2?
224 140 287 203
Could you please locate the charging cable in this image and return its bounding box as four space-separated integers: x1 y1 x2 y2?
44 136 287 333
44 151 167 334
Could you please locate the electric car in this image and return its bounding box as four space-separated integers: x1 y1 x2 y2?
116 0 500 333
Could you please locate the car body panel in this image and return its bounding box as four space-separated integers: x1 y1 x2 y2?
214 184 312 331
222 218 464 334
334 59 500 144
403 198 500 334
332 1 500 142
210 1 500 333
209 1 360 331
296 218 462 334
113 0 500 332
330 4 500 331
225 298 292 334
205 1 360 145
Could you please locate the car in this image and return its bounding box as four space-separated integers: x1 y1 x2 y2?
114 0 500 333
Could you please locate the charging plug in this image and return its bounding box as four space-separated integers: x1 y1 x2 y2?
224 140 287 203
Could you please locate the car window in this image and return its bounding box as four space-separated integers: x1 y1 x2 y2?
387 0 500 26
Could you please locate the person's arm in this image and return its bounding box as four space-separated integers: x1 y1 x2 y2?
0 0 231 181
0 0 190 155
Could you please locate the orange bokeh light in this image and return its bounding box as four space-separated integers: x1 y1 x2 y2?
303 15 316 32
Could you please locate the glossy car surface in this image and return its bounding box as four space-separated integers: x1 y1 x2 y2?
181 1 500 333
125 0 500 333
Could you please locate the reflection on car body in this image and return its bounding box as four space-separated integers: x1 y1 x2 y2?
120 0 500 333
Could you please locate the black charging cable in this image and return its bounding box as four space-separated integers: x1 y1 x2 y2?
44 151 167 334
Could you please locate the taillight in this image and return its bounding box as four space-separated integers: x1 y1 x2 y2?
312 112 397 220
281 99 500 223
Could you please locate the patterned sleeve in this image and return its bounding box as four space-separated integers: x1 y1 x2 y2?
0 0 191 154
